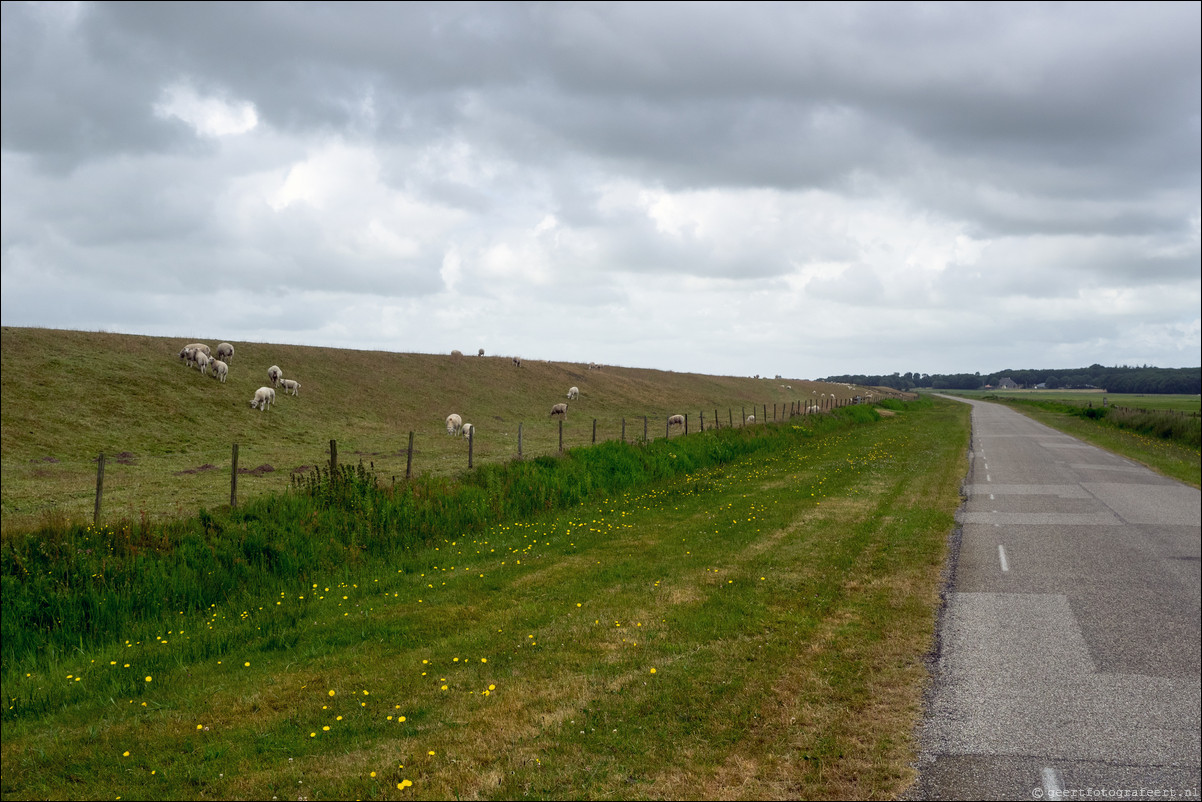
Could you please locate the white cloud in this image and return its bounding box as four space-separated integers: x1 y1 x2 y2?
154 84 258 138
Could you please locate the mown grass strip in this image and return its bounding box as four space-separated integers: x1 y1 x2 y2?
1 398 970 800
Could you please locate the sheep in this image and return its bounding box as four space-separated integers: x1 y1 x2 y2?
667 414 685 428
250 386 275 411
451 349 463 358
550 403 568 419
279 378 300 396
267 365 283 386
209 359 229 383
446 413 463 436
746 414 756 423
461 422 474 439
567 386 579 400
195 350 210 376
216 342 234 363
512 356 522 367
478 348 485 357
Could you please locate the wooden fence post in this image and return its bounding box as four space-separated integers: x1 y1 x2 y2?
643 416 648 442
685 413 689 435
763 404 767 422
592 419 597 444
230 443 239 508
622 418 626 442
666 416 671 438
700 411 705 431
330 439 338 476
94 452 105 526
558 419 563 453
715 409 720 429
468 427 474 469
518 422 523 459
742 406 746 426
406 432 414 479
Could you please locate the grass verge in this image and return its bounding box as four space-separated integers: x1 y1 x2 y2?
1 398 971 800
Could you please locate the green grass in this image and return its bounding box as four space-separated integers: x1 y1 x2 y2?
1 397 970 800
946 388 1201 413
2 327 885 534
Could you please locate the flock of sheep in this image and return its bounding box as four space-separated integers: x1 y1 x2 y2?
176 342 300 412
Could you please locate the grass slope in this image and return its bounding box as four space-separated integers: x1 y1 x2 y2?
1 397 972 801
2 327 889 533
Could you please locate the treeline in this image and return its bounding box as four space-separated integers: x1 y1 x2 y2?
823 365 1201 394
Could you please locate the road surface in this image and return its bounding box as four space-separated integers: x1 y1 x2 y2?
910 396 1200 800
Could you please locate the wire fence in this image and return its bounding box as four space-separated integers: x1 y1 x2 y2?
5 397 854 531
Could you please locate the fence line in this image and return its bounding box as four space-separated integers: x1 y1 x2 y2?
60 397 861 527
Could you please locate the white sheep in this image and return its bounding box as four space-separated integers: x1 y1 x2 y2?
216 342 234 363
512 356 522 367
461 422 474 439
478 348 485 357
279 378 300 396
267 365 283 386
550 403 568 419
567 386 579 400
445 413 463 435
250 386 275 411
195 350 210 375
667 414 685 428
209 359 229 383
746 414 756 423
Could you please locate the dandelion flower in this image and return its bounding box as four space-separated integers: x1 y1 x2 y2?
123 751 130 757
329 690 336 696
145 676 152 682
398 779 413 789
650 668 657 674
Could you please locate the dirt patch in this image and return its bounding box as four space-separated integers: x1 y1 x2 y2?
31 456 59 464
876 409 897 417
175 463 218 476
291 464 315 475
238 464 275 476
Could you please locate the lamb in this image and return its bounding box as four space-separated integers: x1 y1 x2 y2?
667 414 685 428
279 378 300 396
250 386 275 411
746 414 755 423
209 359 229 383
567 386 579 400
194 350 210 376
216 342 235 363
446 413 463 436
461 422 474 439
550 403 568 419
267 365 283 386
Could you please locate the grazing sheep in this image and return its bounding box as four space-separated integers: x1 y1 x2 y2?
279 378 300 396
461 422 474 439
209 359 229 383
567 386 579 400
451 349 463 357
512 356 522 367
267 365 283 386
216 342 234 363
550 403 568 419
194 350 210 375
746 414 755 423
478 348 485 357
250 386 275 411
667 414 685 428
446 413 463 436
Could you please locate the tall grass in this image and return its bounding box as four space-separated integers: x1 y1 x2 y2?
1 408 877 675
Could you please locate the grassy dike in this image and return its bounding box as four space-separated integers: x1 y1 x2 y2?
1 398 971 800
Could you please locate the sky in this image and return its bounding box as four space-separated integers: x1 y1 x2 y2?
2 2 1199 379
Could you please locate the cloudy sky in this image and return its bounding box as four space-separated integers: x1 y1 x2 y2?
3 2 1199 378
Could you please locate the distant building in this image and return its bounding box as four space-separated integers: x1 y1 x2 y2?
998 377 1021 389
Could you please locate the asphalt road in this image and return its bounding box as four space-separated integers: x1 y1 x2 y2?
909 396 1201 801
